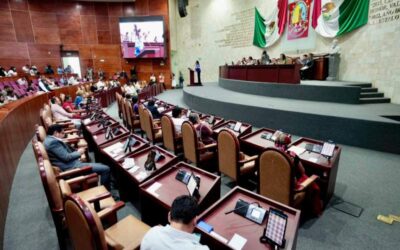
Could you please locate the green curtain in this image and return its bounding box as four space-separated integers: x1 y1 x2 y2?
337 0 370 36
253 7 267 48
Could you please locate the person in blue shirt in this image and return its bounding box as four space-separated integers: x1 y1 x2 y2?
195 61 201 84
146 100 161 119
57 65 63 75
74 90 84 108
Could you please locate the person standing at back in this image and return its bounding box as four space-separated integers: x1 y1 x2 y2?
141 195 209 250
195 61 201 84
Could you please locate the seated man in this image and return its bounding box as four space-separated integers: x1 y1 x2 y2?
44 124 110 186
50 97 81 129
124 81 138 97
171 106 187 135
38 76 52 92
141 195 209 250
146 100 161 119
17 77 28 86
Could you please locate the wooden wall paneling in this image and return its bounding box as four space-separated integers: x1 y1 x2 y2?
93 57 122 75
33 28 61 44
28 0 56 13
55 1 81 15
0 59 30 72
0 10 13 26
30 12 58 29
148 0 168 16
0 1 10 11
11 10 34 43
109 16 121 44
94 2 108 16
96 15 110 31
134 0 149 15
9 0 29 11
122 3 135 17
57 14 81 30
91 45 120 59
59 28 83 44
97 31 112 44
108 2 123 17
0 42 29 60
30 58 61 72
28 44 60 59
80 15 98 44
79 1 95 15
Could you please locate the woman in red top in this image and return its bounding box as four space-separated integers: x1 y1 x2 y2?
62 95 83 118
275 133 323 216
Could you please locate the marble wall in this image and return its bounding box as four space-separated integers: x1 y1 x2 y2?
169 0 400 103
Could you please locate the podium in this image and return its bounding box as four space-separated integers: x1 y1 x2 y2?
188 68 201 86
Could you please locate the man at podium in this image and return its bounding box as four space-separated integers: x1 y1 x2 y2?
195 60 201 84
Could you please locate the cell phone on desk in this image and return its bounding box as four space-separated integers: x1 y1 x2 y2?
233 122 242 132
154 150 165 162
208 116 215 125
176 169 191 184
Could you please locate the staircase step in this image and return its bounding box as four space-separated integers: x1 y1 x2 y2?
360 92 384 98
361 87 378 93
348 83 372 88
359 97 391 104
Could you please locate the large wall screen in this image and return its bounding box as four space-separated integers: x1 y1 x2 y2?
119 16 165 59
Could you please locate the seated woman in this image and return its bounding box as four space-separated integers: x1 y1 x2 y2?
275 133 323 216
188 113 215 145
62 95 84 114
277 53 288 64
131 95 139 114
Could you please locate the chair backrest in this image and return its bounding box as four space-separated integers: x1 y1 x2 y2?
259 148 294 206
64 195 107 250
37 125 47 142
161 115 176 152
39 159 64 212
36 141 50 160
143 109 156 142
138 104 146 132
59 93 65 103
182 121 199 164
121 98 128 125
126 101 138 129
124 99 132 128
116 92 122 117
217 129 240 181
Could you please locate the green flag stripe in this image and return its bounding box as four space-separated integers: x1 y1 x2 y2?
337 0 370 36
253 7 267 48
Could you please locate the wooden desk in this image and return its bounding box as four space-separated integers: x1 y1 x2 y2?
140 161 221 226
289 137 341 205
240 128 278 154
195 187 300 250
116 146 178 201
213 120 252 138
200 114 224 128
84 116 119 135
100 134 149 163
219 64 301 84
91 124 130 147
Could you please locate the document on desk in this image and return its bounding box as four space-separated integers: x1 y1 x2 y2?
146 182 162 197
210 231 228 244
122 158 135 169
128 166 140 174
135 171 148 181
309 157 318 163
104 142 124 157
288 146 306 156
228 234 247 250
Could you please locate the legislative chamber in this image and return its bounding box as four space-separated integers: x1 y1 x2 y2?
1 1 399 250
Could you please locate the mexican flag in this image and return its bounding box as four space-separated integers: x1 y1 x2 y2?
253 0 288 48
312 0 370 38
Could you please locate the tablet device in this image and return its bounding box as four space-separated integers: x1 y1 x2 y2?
175 169 190 184
321 142 335 157
263 208 287 248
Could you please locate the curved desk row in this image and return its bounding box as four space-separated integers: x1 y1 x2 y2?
0 83 117 248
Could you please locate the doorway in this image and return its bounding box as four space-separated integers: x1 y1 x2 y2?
61 51 82 77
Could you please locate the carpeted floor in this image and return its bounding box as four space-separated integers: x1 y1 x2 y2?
4 89 400 250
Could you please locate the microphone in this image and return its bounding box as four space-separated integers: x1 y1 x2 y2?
225 200 259 215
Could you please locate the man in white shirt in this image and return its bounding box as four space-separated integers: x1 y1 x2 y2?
96 77 105 90
22 64 30 74
7 67 17 77
50 97 81 128
141 195 209 250
17 77 28 86
124 81 138 96
38 78 51 92
171 106 187 135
